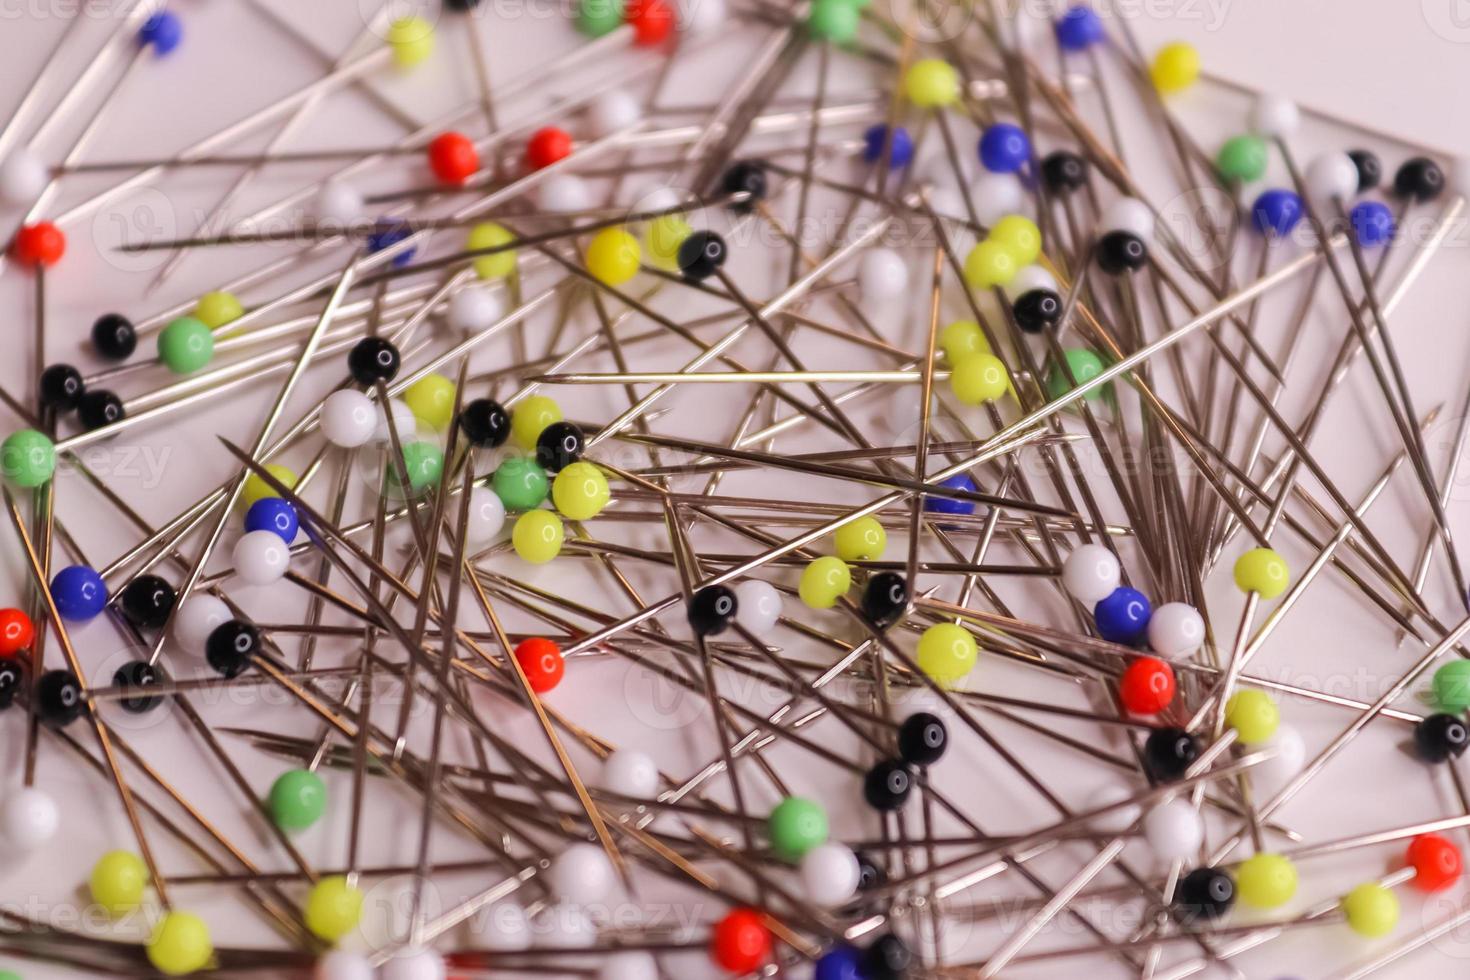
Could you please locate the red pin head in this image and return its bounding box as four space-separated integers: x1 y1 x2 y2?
12 222 65 267
0 608 34 656
427 131 480 185
525 127 573 171
627 0 674 45
513 637 564 693
1407 833 1462 892
1118 656 1175 715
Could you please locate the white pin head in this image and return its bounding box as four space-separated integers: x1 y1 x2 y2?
1249 95 1300 139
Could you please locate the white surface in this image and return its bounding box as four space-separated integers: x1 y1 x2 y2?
0 3 1465 980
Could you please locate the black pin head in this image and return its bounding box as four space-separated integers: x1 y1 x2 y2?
119 574 177 630
1144 727 1201 782
534 421 586 472
1041 150 1088 193
1347 149 1383 192
460 399 511 448
688 585 738 637
347 337 401 386
38 364 85 411
898 712 948 767
1096 231 1148 274
91 313 137 361
863 759 913 811
206 620 260 679
861 571 908 628
1175 866 1235 922
38 669 83 728
114 660 165 714
676 230 728 282
1415 713 1470 763
722 161 768 213
77 389 125 431
1012 288 1063 333
1394 157 1446 203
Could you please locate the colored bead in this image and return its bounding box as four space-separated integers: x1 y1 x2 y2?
924 473 977 516
898 711 947 766
92 313 137 360
347 336 401 385
586 227 642 285
51 565 106 621
978 123 1031 173
1233 547 1290 598
800 845 861 908
193 291 243 330
1250 94 1300 138
587 89 641 138
0 148 45 204
11 221 64 267
1119 656 1175 715
448 284 505 334
1046 348 1105 402
862 934 912 980
860 250 911 304
244 495 298 549
1415 713 1469 763
990 214 1041 265
1096 230 1148 273
386 16 434 67
114 660 164 714
233 529 291 586
402 374 456 432
37 669 83 728
158 316 214 374
552 461 610 520
138 11 183 53
916 622 978 685
120 574 177 629
950 352 1009 406
1176 866 1234 922
769 796 828 862
1225 689 1279 744
1150 41 1199 93
0 660 20 708
940 319 988 364
1347 149 1383 191
602 747 659 800
1012 289 1062 334
972 172 1024 224
465 486 506 546
77 389 124 430
494 456 550 510
0 786 58 849
206 619 259 678
315 180 365 227
1103 196 1155 241
147 911 213 976
688 585 738 637
710 908 770 973
1216 134 1268 184
1040 150 1087 192
734 579 782 636
1143 799 1203 859
0 608 33 655
535 421 586 472
963 240 1019 289
466 222 517 279
799 556 851 609
834 515 886 562
807 0 859 42
863 759 912 811
1349 200 1395 247
722 160 768 213
861 571 907 628
366 219 416 268
1144 727 1200 781
427 131 479 185
460 398 511 448
512 510 564 564
862 124 913 167
385 442 444 496
645 215 693 270
1251 188 1304 238
1305 152 1359 202
548 842 616 903
1343 882 1398 937
305 876 363 942
269 768 327 831
1055 5 1103 49
676 230 727 282
1147 601 1205 657
904 58 959 108
1094 586 1151 645
1235 853 1298 909
317 951 375 980
241 464 297 510
1407 834 1462 892
173 594 231 655
380 948 445 980
38 363 84 411
576 0 625 37
511 395 562 450
1 429 55 487
90 850 149 915
1394 157 1445 202
526 126 574 171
